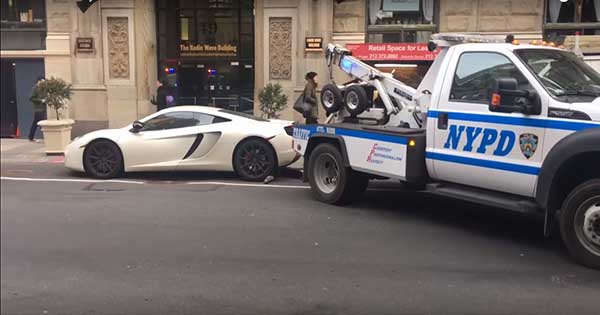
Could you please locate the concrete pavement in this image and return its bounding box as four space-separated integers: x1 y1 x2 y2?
1 139 599 314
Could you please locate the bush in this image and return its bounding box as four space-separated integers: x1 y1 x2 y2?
33 77 72 120
258 83 287 119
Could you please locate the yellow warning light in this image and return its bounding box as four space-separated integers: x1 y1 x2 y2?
409 139 416 147
541 41 548 46
558 45 565 49
549 42 556 47
530 40 538 45
511 40 520 45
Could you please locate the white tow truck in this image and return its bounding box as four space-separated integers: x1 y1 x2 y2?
292 34 600 269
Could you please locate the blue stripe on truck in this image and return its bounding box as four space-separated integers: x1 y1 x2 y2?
425 151 540 175
428 110 600 131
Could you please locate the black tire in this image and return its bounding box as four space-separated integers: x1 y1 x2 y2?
320 83 343 114
559 179 600 269
307 143 369 205
83 139 124 179
344 85 369 116
233 138 277 182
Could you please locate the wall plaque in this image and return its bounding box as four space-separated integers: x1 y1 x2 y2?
76 37 94 53
305 37 323 52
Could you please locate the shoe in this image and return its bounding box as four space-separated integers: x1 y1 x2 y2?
263 175 275 184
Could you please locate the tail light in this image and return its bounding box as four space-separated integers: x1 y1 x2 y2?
284 125 293 136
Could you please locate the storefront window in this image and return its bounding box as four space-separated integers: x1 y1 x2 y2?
544 0 600 42
367 0 437 43
0 0 46 50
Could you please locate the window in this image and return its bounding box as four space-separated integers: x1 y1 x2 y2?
142 111 222 131
367 0 437 43
544 0 600 43
515 49 600 101
450 52 530 104
1 0 47 50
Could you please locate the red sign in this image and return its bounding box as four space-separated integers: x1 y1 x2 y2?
346 43 440 61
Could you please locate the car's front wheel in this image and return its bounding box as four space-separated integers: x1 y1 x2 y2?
83 139 124 179
233 138 277 181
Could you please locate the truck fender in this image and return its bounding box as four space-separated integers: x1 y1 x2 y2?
302 134 350 181
536 128 600 234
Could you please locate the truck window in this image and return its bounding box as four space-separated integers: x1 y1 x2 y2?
450 52 530 104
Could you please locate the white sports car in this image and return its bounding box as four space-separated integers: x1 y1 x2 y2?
64 106 299 181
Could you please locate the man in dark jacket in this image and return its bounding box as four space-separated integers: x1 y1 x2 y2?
150 79 168 111
28 76 47 141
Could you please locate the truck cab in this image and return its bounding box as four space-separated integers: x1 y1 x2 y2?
293 34 600 269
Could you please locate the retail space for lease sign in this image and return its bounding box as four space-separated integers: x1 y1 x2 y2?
345 43 440 61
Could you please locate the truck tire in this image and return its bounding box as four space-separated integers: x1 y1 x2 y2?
559 179 600 269
308 143 368 205
344 85 369 116
320 84 343 114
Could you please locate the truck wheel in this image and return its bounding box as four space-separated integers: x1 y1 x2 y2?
344 85 369 116
559 179 600 269
320 84 343 114
308 143 367 205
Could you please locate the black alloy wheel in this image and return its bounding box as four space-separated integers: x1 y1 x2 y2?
234 139 276 181
83 139 124 179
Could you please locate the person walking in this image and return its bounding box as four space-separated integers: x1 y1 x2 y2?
28 76 47 141
303 72 319 124
150 79 168 111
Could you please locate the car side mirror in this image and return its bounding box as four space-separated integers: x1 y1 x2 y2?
489 77 541 115
130 120 144 133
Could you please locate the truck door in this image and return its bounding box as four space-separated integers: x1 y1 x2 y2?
428 50 547 197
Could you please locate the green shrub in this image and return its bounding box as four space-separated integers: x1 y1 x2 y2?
32 77 72 120
258 83 287 119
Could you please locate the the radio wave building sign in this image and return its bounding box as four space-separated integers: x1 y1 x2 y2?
179 44 237 57
346 43 440 61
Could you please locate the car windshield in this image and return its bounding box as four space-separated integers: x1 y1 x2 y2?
515 49 600 102
218 109 269 122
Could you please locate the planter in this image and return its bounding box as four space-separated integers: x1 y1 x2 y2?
38 119 75 155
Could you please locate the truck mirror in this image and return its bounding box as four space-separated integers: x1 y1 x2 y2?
489 77 540 115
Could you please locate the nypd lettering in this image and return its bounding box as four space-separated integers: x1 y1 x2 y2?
443 125 516 156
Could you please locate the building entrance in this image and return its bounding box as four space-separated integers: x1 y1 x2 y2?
156 0 254 112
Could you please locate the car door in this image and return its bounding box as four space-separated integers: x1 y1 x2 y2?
118 111 206 171
428 49 547 197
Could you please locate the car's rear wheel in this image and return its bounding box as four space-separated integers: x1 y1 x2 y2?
83 139 124 179
233 138 277 181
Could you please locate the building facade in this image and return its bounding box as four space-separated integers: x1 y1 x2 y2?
1 0 598 138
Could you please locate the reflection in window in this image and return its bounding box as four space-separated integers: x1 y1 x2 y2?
142 111 220 131
367 0 436 43
0 0 46 29
450 53 529 104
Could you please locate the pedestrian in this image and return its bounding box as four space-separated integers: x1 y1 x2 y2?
303 72 319 124
28 76 47 141
150 79 168 111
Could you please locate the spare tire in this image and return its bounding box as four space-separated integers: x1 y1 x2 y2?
320 83 343 114
344 85 369 116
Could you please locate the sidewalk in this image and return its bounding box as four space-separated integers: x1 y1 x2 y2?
0 139 64 164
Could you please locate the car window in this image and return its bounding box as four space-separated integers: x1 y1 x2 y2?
450 52 531 104
142 111 225 131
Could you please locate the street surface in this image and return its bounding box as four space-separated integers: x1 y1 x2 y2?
1 140 599 314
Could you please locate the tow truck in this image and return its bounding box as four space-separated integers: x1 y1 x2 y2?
292 34 600 269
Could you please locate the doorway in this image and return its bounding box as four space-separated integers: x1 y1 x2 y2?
0 58 45 138
1 59 18 137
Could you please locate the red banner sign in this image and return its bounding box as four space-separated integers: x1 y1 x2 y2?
346 43 440 61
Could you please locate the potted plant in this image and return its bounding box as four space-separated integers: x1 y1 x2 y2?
258 83 288 119
35 77 74 155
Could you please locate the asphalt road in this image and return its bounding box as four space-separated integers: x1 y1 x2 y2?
1 160 599 314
